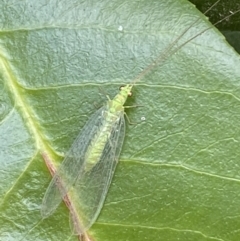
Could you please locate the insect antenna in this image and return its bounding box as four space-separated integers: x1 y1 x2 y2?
131 0 240 86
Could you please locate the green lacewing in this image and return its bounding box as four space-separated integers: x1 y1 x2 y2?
41 1 240 235
41 85 133 235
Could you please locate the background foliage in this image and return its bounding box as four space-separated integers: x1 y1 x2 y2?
1 0 240 240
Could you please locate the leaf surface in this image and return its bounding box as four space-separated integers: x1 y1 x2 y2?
1 0 240 241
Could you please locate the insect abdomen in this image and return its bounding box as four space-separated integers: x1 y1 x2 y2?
84 108 122 171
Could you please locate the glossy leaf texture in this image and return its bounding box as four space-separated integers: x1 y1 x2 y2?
1 0 240 241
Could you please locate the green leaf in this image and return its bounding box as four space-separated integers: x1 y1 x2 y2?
1 0 240 241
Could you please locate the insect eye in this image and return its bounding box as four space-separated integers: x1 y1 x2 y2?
119 85 125 90
128 91 133 97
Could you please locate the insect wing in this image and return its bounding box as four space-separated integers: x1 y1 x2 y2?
70 113 126 234
41 106 107 218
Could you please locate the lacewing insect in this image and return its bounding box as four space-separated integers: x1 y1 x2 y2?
41 0 240 236
41 85 134 234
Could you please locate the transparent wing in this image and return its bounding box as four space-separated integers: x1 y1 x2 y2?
70 113 125 234
41 106 107 218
